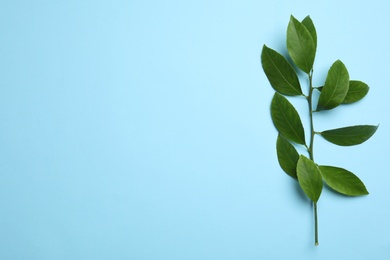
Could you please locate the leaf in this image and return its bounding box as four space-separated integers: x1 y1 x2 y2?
286 15 316 74
301 16 317 50
319 166 368 196
342 80 369 104
261 45 302 96
271 92 306 145
316 60 349 111
296 155 323 202
320 125 378 146
276 134 299 178
316 81 369 104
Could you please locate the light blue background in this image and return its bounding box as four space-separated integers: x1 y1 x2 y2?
0 1 389 259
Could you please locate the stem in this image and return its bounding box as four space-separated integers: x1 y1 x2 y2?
314 202 319 246
307 70 319 246
307 71 315 161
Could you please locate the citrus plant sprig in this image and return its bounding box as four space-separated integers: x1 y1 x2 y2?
261 15 378 246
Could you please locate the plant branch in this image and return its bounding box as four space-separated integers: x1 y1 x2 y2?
307 70 315 161
307 70 319 246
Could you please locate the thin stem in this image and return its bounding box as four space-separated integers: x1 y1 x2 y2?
307 71 315 161
314 202 319 246
307 70 319 246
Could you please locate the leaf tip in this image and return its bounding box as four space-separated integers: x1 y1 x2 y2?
262 44 270 55
373 124 379 134
335 59 346 67
289 14 297 23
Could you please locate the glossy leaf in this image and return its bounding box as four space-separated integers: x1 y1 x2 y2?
316 60 349 111
301 16 317 49
271 92 306 145
261 45 302 96
287 15 316 74
320 125 378 146
319 166 368 196
276 134 299 178
317 80 369 104
342 80 369 104
297 155 322 202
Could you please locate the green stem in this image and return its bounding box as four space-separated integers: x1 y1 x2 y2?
307 70 319 246
314 202 319 246
307 71 315 161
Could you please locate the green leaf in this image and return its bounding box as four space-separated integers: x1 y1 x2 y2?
316 60 349 111
301 16 317 50
276 134 299 178
261 45 302 96
319 166 368 196
286 15 316 74
271 92 306 145
316 81 369 104
342 80 369 104
320 125 378 146
297 155 323 202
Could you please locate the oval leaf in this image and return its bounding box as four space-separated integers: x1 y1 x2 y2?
261 45 302 96
271 92 306 145
301 16 317 50
276 134 299 178
316 60 350 111
297 155 323 202
320 125 378 146
286 15 316 74
319 166 368 196
342 80 369 104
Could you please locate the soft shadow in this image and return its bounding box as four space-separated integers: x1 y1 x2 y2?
291 179 310 203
